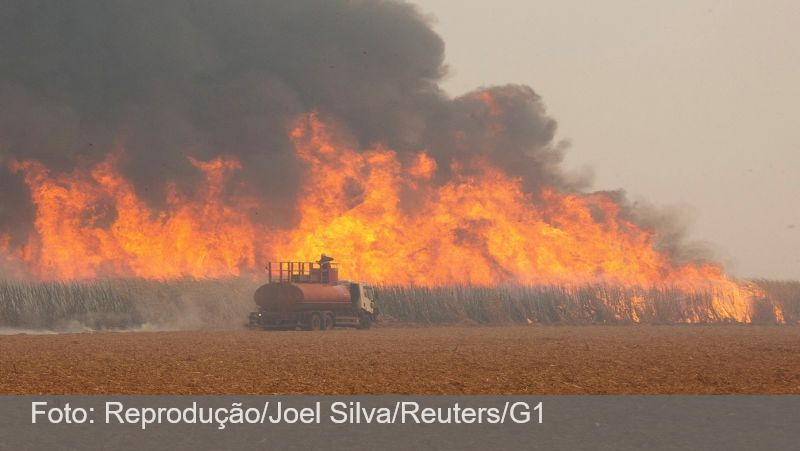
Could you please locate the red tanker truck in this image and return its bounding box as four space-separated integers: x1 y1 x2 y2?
248 257 376 330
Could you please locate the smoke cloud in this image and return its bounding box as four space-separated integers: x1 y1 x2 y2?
0 0 699 265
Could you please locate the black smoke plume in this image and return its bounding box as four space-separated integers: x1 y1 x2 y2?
0 0 698 263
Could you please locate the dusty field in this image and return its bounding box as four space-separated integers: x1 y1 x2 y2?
1 325 799 395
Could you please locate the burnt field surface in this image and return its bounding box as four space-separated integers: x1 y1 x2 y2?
1 325 799 395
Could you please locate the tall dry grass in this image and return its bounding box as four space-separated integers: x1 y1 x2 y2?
0 278 796 331
0 278 258 332
374 283 795 325
752 279 800 324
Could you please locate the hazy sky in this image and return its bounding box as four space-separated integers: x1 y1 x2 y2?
413 0 799 279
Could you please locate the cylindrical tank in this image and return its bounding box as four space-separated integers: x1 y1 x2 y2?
254 282 352 311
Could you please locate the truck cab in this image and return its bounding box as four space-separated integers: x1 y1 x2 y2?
349 282 376 316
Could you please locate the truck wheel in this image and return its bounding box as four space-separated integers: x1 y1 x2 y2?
357 316 372 330
309 313 323 331
323 313 335 330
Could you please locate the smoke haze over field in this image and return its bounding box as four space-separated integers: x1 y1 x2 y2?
0 0 730 277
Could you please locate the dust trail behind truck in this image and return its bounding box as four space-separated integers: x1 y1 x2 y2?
249 258 376 330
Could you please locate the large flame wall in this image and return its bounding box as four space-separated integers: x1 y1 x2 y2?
0 113 784 323
2 113 733 288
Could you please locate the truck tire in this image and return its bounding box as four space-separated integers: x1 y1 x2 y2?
309 313 323 331
357 315 372 330
323 313 335 330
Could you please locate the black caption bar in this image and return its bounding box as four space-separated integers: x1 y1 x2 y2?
0 396 797 451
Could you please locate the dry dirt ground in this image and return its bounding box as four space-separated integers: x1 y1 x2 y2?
2 325 799 395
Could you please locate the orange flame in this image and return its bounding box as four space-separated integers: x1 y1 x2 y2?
0 112 780 323
280 114 723 286
8 151 263 279
275 113 775 323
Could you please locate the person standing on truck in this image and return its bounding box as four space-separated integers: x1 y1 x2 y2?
317 254 334 283
318 254 334 269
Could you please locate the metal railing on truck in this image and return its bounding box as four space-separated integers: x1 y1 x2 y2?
265 261 340 284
